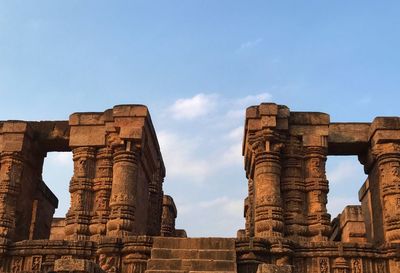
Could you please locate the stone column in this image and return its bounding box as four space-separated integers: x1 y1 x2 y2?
122 236 152 273
304 146 331 241
89 147 113 240
245 178 255 237
252 134 284 238
281 136 307 238
146 168 164 236
372 143 400 242
0 152 24 241
107 143 138 237
65 147 96 240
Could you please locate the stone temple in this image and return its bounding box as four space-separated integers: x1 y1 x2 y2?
0 103 400 273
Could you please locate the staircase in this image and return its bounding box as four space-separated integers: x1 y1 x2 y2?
145 237 237 273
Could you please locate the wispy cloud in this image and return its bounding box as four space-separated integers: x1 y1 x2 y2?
177 197 244 236
168 93 218 120
155 92 272 235
239 38 263 50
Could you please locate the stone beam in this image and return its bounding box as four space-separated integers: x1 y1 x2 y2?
328 122 370 155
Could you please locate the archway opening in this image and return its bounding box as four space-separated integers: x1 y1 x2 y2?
42 152 73 218
326 155 367 219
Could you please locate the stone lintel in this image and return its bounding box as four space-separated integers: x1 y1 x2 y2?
328 123 370 155
29 121 70 152
289 111 330 125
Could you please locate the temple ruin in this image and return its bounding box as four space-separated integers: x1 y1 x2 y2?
0 103 400 273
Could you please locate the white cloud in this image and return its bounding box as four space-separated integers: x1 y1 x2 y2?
46 152 73 167
239 38 263 50
168 93 217 120
226 126 244 141
177 197 245 236
327 159 361 185
158 130 211 183
235 92 272 107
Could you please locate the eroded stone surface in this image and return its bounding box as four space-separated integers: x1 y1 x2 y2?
1 103 400 273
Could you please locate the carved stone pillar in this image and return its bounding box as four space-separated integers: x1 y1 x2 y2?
252 133 284 238
89 147 113 240
0 152 24 241
281 136 307 238
245 178 255 237
372 143 400 242
122 236 152 273
146 168 163 236
65 147 96 240
304 146 331 241
107 144 138 237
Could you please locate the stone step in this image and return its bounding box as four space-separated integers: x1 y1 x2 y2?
145 271 235 273
145 271 188 273
147 259 236 271
189 271 236 273
151 248 236 260
152 237 236 250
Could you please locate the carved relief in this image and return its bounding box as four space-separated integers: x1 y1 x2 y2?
31 256 42 271
351 258 362 273
310 158 323 178
99 254 118 273
11 257 23 273
319 258 329 273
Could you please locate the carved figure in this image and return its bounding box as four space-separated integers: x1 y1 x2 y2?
320 258 329 273
11 257 22 273
99 254 117 273
352 259 361 273
32 256 42 271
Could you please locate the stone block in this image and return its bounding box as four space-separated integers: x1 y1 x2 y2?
290 111 330 125
113 104 148 117
69 113 104 126
69 125 105 146
259 103 278 116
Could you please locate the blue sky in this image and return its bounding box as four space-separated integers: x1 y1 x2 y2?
1 1 399 236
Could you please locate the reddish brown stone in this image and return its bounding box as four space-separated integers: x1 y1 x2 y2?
1 103 400 273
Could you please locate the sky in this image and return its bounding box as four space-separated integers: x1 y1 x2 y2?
1 1 400 237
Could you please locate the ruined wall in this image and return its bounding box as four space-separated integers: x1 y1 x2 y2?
239 103 400 273
0 105 181 273
2 102 400 273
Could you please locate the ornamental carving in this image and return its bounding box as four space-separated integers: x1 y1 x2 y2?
99 254 118 273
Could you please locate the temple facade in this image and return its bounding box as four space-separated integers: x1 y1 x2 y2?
0 103 399 273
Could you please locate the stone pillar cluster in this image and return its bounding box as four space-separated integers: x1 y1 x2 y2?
0 151 24 240
366 117 400 245
243 103 331 242
64 105 167 240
